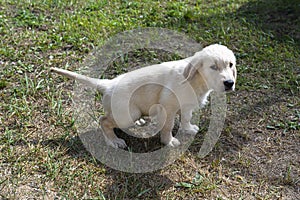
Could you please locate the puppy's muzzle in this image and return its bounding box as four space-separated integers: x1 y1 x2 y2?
223 80 234 91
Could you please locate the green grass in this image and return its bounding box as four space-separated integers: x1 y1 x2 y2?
1 0 299 199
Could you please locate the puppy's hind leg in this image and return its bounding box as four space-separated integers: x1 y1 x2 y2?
100 116 127 148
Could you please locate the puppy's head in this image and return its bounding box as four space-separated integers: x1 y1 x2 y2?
184 44 237 92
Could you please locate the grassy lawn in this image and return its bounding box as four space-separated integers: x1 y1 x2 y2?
0 0 299 199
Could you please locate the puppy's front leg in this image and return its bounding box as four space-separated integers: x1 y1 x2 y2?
180 108 199 135
100 116 127 148
160 112 180 147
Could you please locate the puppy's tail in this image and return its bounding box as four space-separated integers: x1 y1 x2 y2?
50 67 109 93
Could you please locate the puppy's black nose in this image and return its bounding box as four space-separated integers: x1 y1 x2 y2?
223 80 234 90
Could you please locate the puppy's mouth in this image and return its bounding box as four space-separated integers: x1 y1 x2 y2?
224 87 234 92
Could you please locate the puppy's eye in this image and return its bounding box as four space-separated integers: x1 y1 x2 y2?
210 65 218 70
229 62 233 68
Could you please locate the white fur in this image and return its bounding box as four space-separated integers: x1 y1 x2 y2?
50 44 237 148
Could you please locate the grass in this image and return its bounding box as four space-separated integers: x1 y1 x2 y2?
1 0 299 199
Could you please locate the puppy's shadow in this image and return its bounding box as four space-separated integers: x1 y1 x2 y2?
79 127 194 173
114 128 163 153
113 117 181 153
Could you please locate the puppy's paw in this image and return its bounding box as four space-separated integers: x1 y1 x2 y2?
181 124 199 135
106 138 127 149
166 137 181 147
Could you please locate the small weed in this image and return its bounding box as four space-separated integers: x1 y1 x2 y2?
0 80 7 89
175 172 216 194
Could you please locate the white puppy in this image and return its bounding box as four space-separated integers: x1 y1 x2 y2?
50 44 237 148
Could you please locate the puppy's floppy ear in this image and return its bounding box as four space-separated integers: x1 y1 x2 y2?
233 67 237 81
183 58 203 82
